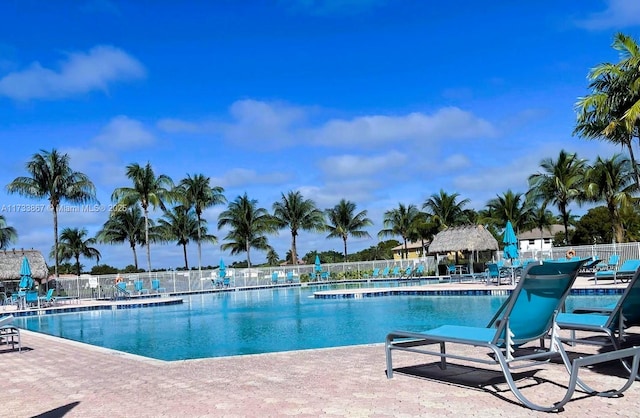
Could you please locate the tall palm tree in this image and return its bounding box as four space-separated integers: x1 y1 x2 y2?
272 191 325 266
53 227 101 276
325 199 372 261
157 205 216 269
217 193 275 268
528 150 587 245
378 203 421 259
6 149 96 280
584 153 637 243
112 162 174 273
96 206 149 270
423 189 471 229
484 189 533 233
575 33 640 188
0 215 17 249
176 174 226 274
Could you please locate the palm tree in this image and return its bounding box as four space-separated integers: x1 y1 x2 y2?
423 189 470 229
484 189 533 233
584 153 637 243
528 150 587 245
575 33 640 188
272 191 325 266
96 206 149 270
266 248 280 266
378 203 421 259
111 162 174 273
0 215 17 249
325 199 372 261
157 205 216 269
6 149 96 280
53 227 101 276
217 193 275 268
176 174 226 274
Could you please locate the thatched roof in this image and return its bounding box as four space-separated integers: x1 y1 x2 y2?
0 249 49 281
428 225 499 253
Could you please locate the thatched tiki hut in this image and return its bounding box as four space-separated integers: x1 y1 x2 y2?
0 249 49 292
428 225 499 274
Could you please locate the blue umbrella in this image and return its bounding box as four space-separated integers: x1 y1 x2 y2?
502 221 519 260
314 255 322 272
219 259 226 279
19 256 33 289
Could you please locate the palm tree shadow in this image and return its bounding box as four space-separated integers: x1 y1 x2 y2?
31 401 80 418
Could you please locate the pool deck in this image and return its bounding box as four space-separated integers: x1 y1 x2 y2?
2 274 638 417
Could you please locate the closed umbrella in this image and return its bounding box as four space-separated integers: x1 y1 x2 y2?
502 221 519 261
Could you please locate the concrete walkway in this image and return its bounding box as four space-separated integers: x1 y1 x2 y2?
1 274 637 417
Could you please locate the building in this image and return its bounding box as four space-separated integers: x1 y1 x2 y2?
518 224 565 255
0 249 49 292
391 241 428 260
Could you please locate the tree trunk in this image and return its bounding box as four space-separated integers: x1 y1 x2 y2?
75 255 81 276
183 243 189 270
144 206 151 273
130 241 138 270
626 136 640 190
196 213 202 277
246 241 252 269
52 204 58 292
403 238 408 259
343 236 348 261
291 230 297 266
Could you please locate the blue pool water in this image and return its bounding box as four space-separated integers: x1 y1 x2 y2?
16 284 620 361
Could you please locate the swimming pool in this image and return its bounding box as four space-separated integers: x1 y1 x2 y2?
16 284 620 361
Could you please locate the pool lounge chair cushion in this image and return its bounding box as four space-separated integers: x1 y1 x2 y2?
595 259 640 284
385 258 640 412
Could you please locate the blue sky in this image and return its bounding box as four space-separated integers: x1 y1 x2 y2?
1 0 639 270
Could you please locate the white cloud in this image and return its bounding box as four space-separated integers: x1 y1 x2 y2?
93 116 156 149
160 100 497 151
310 107 496 147
0 45 145 101
212 168 291 189
442 154 471 171
576 0 640 30
320 151 407 178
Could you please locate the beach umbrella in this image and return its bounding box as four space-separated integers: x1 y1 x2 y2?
314 255 322 272
19 256 33 289
502 221 519 260
219 259 226 279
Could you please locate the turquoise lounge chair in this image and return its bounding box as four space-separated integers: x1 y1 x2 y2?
371 268 380 279
381 267 390 278
39 289 55 307
595 259 640 285
271 272 278 285
385 259 640 412
151 279 166 293
414 265 425 277
557 266 640 373
286 271 296 283
0 315 21 352
114 281 130 299
134 280 149 295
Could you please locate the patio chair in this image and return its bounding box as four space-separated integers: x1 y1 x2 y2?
134 280 149 295
385 258 640 412
485 262 501 285
371 268 380 279
271 272 278 285
151 279 166 293
286 271 297 283
25 290 39 308
391 266 400 278
597 254 620 271
414 265 425 277
594 259 640 285
557 266 640 373
0 315 21 352
320 271 330 281
114 281 130 299
381 267 390 278
38 289 55 307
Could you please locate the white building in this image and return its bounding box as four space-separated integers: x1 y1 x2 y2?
518 224 566 256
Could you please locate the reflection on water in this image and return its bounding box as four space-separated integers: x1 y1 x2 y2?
16 284 619 361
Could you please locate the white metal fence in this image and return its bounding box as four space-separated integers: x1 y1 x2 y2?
52 241 640 300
